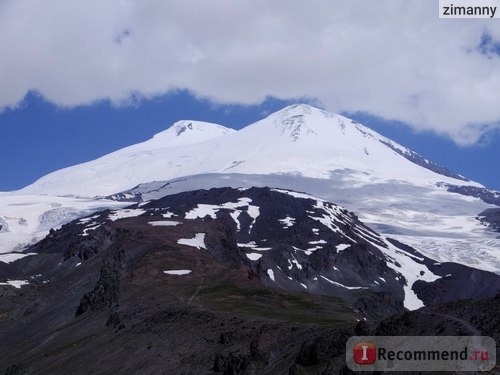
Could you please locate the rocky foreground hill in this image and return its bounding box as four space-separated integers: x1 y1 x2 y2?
1 187 498 374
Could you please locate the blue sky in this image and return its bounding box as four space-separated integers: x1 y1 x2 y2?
1 91 499 192
1 1 500 192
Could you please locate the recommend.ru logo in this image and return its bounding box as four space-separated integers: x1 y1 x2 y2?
346 336 496 372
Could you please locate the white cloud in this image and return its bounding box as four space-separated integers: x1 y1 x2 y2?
1 0 500 144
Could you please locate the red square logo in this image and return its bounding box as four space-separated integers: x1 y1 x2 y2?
354 342 377 364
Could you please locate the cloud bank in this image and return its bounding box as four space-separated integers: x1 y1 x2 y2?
1 0 500 144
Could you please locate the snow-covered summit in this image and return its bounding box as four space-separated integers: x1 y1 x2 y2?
245 103 340 141
152 120 234 146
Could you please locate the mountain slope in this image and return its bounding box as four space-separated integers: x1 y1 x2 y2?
106 171 500 274
4 187 498 311
18 120 234 197
1 187 498 374
3 104 500 274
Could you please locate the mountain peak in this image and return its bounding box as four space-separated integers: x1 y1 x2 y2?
258 103 340 141
273 103 331 119
172 120 196 136
152 120 234 144
280 103 315 115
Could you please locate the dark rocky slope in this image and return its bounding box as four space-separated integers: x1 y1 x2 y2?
351 294 500 374
0 208 358 374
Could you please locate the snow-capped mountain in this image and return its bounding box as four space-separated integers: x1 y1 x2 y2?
18 104 484 197
1 104 499 275
2 105 500 373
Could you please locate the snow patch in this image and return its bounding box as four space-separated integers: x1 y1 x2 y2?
185 204 219 219
148 220 180 226
336 244 351 252
289 254 302 270
320 276 367 290
372 239 441 310
309 239 326 245
229 211 241 231
164 269 191 275
78 215 100 224
80 223 101 236
185 198 259 233
108 209 146 222
0 252 36 263
246 253 262 261
279 216 295 228
306 246 322 254
0 280 29 289
309 201 358 243
177 233 206 250
237 242 271 251
272 189 318 201
267 269 275 282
